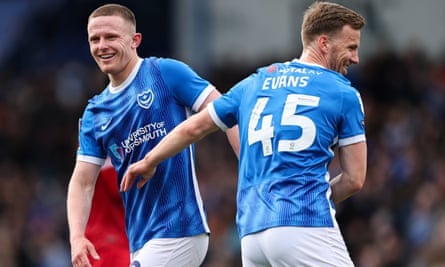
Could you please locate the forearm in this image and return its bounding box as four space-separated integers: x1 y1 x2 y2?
329 173 361 204
145 109 219 166
331 141 367 204
66 162 100 243
226 125 240 159
67 181 95 242
121 109 220 192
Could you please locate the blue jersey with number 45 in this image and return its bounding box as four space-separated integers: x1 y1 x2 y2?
208 59 366 238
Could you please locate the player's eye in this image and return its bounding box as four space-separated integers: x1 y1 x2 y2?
89 37 100 43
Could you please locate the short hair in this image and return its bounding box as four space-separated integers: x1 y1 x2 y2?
88 3 137 30
301 1 365 46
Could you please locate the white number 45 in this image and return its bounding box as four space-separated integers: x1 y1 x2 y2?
248 94 320 156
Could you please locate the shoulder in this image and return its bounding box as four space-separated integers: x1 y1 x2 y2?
232 63 279 85
150 57 202 83
315 68 358 94
86 87 109 108
152 57 192 73
335 77 360 98
139 57 188 71
255 62 284 76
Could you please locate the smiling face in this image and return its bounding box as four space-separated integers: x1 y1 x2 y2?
326 25 361 75
87 15 141 86
300 2 364 75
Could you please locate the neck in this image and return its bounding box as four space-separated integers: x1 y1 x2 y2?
299 46 328 68
109 55 141 87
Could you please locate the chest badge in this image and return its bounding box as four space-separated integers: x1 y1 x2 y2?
137 89 154 109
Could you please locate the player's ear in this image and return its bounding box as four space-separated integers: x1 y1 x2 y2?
318 35 329 54
132 33 142 49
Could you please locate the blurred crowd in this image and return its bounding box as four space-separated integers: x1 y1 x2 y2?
2 3 445 267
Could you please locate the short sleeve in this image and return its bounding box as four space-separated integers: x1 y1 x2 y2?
77 105 107 166
158 58 214 112
210 77 250 129
338 90 366 146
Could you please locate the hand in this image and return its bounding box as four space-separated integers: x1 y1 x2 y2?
71 236 100 267
120 158 157 192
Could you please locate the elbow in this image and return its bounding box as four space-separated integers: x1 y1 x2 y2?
181 122 215 143
351 180 364 194
350 173 366 194
183 124 208 141
181 111 217 142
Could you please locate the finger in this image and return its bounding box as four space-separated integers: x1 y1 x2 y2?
88 246 100 261
120 167 136 192
73 256 92 267
120 173 128 192
137 176 149 189
72 253 88 267
121 174 134 192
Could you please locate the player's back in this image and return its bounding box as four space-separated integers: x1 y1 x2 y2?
237 60 358 182
233 60 365 237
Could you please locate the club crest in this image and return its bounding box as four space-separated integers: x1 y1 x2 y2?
137 89 154 109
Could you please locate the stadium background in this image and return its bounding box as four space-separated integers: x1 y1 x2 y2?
1 0 445 266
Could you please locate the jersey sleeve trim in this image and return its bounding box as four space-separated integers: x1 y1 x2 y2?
207 103 229 131
338 134 366 147
77 154 106 166
192 84 215 112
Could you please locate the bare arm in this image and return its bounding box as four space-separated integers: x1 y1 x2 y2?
199 89 240 158
120 107 219 192
330 141 367 204
225 125 240 159
67 161 102 266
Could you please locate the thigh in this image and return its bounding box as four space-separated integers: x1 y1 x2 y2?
130 234 209 267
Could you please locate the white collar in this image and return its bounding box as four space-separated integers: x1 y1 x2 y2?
109 57 143 94
292 58 326 69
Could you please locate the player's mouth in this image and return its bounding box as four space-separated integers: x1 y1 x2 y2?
98 54 115 61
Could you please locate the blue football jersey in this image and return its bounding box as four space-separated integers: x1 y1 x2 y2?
208 59 366 238
77 57 212 252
